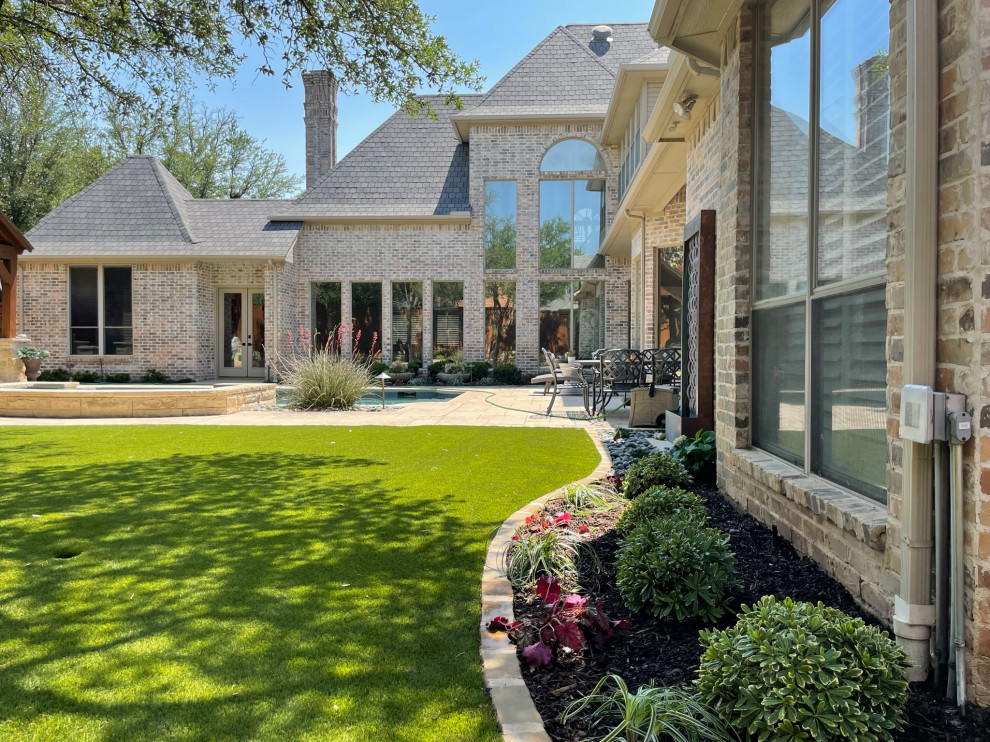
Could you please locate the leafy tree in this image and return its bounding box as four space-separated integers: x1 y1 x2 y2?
103 98 302 198
539 215 571 269
0 80 110 232
486 281 516 366
484 187 516 269
0 1 483 116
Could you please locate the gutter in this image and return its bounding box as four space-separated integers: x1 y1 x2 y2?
267 213 472 225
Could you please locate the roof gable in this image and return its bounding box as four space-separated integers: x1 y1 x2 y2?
284 95 481 217
459 23 659 120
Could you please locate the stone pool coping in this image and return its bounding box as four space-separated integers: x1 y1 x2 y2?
0 382 275 418
479 429 612 742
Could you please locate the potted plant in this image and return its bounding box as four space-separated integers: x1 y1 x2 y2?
565 349 576 364
388 360 413 382
437 361 467 384
15 346 51 381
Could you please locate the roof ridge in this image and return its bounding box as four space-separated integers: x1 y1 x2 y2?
470 25 574 110
147 158 199 244
558 24 618 78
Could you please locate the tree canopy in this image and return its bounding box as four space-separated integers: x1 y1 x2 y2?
0 0 483 116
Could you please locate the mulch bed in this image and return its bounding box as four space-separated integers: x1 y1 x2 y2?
510 481 990 741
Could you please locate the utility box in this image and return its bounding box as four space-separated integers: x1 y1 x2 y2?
901 384 934 444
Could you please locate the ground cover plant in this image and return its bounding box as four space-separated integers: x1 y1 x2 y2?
0 425 599 742
622 452 692 498
511 481 990 742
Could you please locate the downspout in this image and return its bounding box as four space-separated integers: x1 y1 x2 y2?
626 209 647 349
893 0 938 680
687 57 720 78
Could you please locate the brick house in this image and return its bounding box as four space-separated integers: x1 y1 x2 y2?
18 24 668 379
633 0 990 708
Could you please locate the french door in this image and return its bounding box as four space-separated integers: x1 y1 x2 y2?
218 287 266 378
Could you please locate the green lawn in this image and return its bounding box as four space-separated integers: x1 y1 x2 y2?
0 426 599 742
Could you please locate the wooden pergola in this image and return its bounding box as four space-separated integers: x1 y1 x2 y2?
0 211 33 338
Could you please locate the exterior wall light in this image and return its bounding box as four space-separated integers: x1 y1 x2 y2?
673 95 698 120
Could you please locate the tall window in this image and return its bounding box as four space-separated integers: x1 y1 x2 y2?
433 282 463 357
752 0 889 502
485 181 516 269
485 280 516 366
540 139 606 269
391 282 423 362
312 282 342 351
538 281 604 363
351 282 382 358
69 266 132 355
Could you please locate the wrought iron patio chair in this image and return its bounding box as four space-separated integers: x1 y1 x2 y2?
599 348 643 409
532 347 590 416
641 347 681 387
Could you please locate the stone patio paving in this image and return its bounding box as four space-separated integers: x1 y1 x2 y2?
0 385 638 430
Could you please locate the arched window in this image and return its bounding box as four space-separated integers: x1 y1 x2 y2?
540 139 606 172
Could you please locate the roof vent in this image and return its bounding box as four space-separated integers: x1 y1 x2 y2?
591 25 613 42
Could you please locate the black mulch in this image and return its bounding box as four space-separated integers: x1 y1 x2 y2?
509 481 990 742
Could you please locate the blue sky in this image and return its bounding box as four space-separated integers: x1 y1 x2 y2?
189 1 650 184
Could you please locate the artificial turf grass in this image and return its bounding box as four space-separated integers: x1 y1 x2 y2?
0 425 600 742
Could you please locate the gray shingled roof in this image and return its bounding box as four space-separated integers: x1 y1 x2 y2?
25 156 299 259
457 23 660 119
281 95 481 217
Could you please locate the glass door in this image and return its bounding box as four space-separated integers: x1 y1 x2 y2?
219 288 266 378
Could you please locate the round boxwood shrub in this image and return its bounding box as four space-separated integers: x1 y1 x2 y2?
622 452 692 498
696 595 911 742
493 364 523 385
616 517 736 622
615 486 706 536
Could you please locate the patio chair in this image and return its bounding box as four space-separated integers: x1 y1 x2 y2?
628 348 681 428
529 348 590 415
641 347 681 387
599 349 643 409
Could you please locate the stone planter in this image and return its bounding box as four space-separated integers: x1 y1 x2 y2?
22 358 42 381
437 372 467 384
389 372 413 383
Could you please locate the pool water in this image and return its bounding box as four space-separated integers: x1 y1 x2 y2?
276 387 463 407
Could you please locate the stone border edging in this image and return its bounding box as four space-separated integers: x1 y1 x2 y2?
479 429 612 742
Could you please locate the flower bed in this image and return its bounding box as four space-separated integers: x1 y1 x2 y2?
500 478 990 741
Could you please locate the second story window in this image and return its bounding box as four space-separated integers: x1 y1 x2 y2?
484 181 516 269
539 139 607 270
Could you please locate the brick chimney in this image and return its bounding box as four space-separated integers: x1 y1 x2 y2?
302 70 338 189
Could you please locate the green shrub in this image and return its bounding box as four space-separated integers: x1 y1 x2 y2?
671 430 717 479
72 371 100 383
493 364 523 384
427 360 447 379
697 596 911 742
278 351 373 410
369 361 389 375
502 528 599 588
468 361 490 381
623 452 692 498
140 369 171 383
407 361 422 375
104 373 131 383
616 486 706 536
38 368 71 382
561 674 732 742
616 518 736 622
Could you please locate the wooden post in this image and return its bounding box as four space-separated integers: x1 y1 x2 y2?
0 253 17 338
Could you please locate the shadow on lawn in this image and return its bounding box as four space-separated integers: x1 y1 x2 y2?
0 444 503 741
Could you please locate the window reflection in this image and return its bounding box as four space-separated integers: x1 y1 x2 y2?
485 181 517 269
433 282 464 357
540 139 606 172
391 282 423 362
539 180 604 269
539 281 604 364
485 280 516 366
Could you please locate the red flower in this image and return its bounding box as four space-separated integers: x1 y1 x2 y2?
579 524 590 534
552 512 571 526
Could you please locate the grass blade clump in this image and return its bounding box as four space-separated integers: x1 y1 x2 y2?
561 674 732 742
549 482 621 515
278 351 373 410
501 528 599 587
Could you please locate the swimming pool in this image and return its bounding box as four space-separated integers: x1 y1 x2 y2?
276 387 464 407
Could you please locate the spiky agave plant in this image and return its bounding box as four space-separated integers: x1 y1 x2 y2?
561 675 731 742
